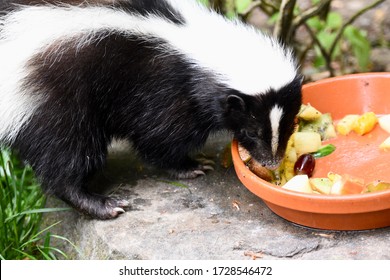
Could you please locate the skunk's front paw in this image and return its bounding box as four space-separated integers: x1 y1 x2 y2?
169 156 215 179
71 193 130 220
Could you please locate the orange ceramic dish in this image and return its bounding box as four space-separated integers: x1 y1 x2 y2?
231 72 390 230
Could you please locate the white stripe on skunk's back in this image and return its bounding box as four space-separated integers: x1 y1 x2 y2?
165 0 298 94
0 0 297 142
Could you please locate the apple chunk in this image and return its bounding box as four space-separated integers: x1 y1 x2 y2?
309 178 332 194
293 132 322 155
378 114 390 134
282 175 313 194
379 136 390 151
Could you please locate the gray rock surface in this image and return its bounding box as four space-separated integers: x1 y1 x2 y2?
42 134 390 260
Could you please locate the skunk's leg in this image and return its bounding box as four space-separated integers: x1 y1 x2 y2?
36 153 130 219
34 152 130 219
53 185 130 219
42 146 131 219
14 124 129 219
165 156 214 179
133 138 215 179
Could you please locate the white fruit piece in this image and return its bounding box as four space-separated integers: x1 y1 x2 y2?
293 132 322 155
309 178 332 194
379 136 390 151
378 114 390 134
282 175 313 194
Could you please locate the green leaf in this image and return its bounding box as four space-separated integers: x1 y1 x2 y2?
317 30 336 51
313 52 326 68
235 0 252 14
344 26 371 71
307 17 324 31
311 144 336 158
268 12 279 25
326 12 343 30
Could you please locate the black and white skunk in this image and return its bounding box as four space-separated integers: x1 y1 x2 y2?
0 0 302 219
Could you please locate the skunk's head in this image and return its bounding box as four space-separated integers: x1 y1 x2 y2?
223 76 302 169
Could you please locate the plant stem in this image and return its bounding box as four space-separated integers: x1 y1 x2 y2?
303 22 334 76
328 0 385 60
292 0 332 28
273 0 297 43
239 0 279 19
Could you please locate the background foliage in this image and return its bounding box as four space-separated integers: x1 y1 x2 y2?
199 0 386 79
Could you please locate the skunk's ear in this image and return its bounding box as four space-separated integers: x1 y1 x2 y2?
226 95 246 112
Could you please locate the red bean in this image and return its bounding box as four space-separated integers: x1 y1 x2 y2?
294 154 316 177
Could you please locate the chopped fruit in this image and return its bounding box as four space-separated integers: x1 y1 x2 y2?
378 114 390 134
309 178 332 194
330 174 365 195
282 175 313 193
293 132 322 155
379 136 390 151
323 123 337 140
352 112 378 135
284 146 297 163
294 154 316 177
364 181 390 193
336 114 359 135
239 103 390 196
299 113 336 140
298 104 322 121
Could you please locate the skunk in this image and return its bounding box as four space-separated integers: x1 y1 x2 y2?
0 0 302 219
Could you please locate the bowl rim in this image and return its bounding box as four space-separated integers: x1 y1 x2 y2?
231 72 390 215
303 72 390 88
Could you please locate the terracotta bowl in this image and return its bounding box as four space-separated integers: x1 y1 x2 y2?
231 72 390 230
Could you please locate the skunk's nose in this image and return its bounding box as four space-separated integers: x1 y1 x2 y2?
261 160 281 171
261 155 284 170
263 163 279 171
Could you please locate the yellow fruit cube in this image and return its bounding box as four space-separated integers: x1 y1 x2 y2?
336 114 359 135
293 132 322 155
298 104 322 121
352 112 378 135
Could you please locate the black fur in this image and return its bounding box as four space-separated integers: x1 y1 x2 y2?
14 31 229 218
228 78 302 168
3 0 302 219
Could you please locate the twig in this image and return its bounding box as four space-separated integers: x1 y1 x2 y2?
239 0 278 20
273 0 297 43
328 0 385 59
303 22 334 76
292 0 332 28
298 41 315 66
